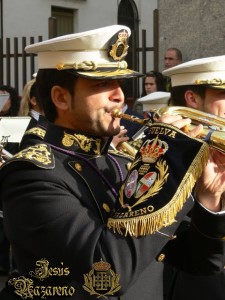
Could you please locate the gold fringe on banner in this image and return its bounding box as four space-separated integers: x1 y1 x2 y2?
107 143 209 237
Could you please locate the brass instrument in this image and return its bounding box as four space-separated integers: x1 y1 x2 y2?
112 106 225 154
112 110 151 127
115 139 136 157
112 110 150 157
153 106 225 131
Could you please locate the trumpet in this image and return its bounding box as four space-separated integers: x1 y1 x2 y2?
112 106 225 154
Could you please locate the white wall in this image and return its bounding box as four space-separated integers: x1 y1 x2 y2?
2 0 157 94
3 0 157 44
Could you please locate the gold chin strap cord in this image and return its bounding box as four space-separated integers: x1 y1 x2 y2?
56 60 128 71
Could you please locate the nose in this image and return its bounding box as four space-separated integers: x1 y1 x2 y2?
109 82 124 104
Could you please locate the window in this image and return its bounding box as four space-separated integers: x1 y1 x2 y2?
51 6 74 36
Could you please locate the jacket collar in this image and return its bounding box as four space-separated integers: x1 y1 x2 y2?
44 123 112 156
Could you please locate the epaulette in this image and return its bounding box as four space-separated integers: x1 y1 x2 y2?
23 126 46 139
1 144 55 169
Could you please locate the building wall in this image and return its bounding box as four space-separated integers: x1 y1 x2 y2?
1 0 157 94
5 1 225 78
3 0 115 40
2 0 157 45
158 0 225 71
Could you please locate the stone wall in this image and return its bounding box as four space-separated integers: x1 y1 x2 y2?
158 0 225 70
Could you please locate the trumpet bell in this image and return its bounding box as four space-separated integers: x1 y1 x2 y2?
154 106 225 131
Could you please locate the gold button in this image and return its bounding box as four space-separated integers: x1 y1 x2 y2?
74 163 82 172
126 162 132 170
157 253 165 262
103 203 110 212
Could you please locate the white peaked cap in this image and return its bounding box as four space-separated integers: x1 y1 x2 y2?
137 92 170 111
25 25 143 79
163 55 225 89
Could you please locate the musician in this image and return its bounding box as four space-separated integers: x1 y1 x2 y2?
162 55 225 299
0 26 224 300
136 91 171 121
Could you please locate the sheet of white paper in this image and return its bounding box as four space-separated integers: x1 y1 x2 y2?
0 117 31 143
0 93 9 111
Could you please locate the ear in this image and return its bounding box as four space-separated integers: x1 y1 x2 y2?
184 90 200 109
30 96 37 107
51 86 70 111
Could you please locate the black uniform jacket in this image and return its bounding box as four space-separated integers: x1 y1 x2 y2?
0 123 224 300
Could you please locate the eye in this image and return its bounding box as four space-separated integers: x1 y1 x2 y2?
118 80 125 88
95 81 108 87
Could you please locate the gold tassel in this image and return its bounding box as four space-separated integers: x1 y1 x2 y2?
107 143 210 237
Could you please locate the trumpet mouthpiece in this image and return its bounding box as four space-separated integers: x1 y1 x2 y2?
111 109 121 118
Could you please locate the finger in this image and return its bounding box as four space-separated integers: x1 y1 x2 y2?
171 118 192 129
119 136 129 143
158 114 183 124
188 124 203 138
119 128 128 135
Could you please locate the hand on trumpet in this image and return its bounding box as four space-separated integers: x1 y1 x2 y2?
157 113 204 138
195 149 225 212
111 126 129 149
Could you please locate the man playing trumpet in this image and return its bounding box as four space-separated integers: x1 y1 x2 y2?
0 26 224 300
161 55 225 299
163 56 225 212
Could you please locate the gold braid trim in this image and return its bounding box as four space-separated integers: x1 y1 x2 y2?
56 60 128 71
107 143 210 237
195 78 225 86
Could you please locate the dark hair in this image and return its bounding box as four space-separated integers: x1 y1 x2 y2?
169 85 207 106
166 48 182 62
142 70 166 96
29 81 43 112
35 70 77 122
0 85 20 116
29 81 37 99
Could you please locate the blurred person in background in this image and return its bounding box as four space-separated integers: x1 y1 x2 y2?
137 91 171 120
164 48 182 70
19 78 44 126
0 85 20 118
134 70 166 114
163 48 182 91
142 70 166 96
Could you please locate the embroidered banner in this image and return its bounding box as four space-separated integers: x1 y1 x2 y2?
107 123 209 237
